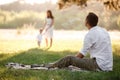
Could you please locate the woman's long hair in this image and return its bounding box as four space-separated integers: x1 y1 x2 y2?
47 10 54 19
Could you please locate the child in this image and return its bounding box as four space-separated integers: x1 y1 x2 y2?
37 29 43 47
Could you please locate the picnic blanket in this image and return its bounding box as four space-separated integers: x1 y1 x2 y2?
6 62 87 72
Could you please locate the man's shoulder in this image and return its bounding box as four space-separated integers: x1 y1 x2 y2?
86 26 105 37
89 26 107 33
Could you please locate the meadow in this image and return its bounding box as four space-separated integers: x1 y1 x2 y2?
0 30 120 80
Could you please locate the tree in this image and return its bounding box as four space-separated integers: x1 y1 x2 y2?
103 0 120 11
58 0 120 11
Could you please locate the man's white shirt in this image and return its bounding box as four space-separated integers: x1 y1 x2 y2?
80 26 113 71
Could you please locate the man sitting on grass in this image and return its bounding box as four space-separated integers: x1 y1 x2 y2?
44 12 113 71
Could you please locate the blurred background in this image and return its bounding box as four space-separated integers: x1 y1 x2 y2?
0 0 120 30
0 1 120 80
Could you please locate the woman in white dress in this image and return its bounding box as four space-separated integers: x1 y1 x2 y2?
43 10 54 48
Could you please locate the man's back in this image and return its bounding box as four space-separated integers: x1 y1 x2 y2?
86 26 113 71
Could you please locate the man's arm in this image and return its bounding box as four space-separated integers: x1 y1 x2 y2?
76 33 93 58
76 52 84 58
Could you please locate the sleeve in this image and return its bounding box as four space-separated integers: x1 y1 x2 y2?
80 33 93 56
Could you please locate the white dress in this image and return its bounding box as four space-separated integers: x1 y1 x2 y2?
43 18 53 39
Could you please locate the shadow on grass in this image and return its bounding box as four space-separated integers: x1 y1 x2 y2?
0 47 120 80
0 48 79 80
0 48 77 66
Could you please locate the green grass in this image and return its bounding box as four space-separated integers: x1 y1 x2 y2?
0 39 120 80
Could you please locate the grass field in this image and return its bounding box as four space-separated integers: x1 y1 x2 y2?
0 31 120 80
0 40 120 80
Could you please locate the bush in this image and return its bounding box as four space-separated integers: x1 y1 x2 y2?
0 10 44 29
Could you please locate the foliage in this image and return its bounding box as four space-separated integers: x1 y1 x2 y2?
0 9 120 30
0 1 55 12
0 0 120 30
0 10 44 29
58 0 120 11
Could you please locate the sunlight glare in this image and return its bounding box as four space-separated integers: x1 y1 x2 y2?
0 0 58 5
24 0 57 5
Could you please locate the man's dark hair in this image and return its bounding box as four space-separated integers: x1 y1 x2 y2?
86 12 98 27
